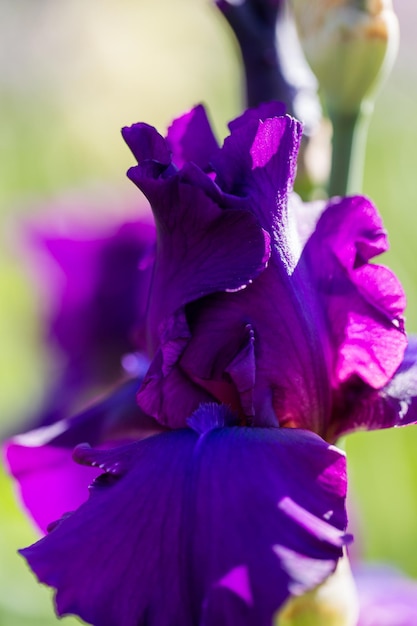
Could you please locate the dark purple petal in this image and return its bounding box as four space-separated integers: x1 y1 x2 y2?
213 114 302 254
145 172 270 352
121 123 171 166
130 111 314 430
355 565 417 626
137 344 217 428
166 104 219 171
21 405 350 626
180 266 331 431
124 130 271 358
5 379 164 532
228 101 287 132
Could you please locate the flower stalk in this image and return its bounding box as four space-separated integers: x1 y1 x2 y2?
328 106 371 196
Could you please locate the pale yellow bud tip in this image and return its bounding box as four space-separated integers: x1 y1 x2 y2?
290 0 399 115
275 552 359 626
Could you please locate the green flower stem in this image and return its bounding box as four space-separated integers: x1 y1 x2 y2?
327 107 372 197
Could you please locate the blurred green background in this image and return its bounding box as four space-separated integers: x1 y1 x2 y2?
1 1 417 623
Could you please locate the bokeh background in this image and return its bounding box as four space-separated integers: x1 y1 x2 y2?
1 1 417 623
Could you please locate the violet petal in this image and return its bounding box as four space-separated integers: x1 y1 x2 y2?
127 160 271 352
331 336 417 439
166 104 219 171
21 406 349 626
304 195 406 390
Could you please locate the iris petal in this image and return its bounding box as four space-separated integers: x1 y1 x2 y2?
21 405 350 626
166 104 219 171
330 336 417 439
304 195 406 390
126 157 271 352
5 379 163 532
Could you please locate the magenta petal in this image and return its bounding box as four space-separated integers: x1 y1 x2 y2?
166 104 219 170
331 336 417 438
21 406 350 626
5 379 163 532
5 436 99 535
304 195 406 390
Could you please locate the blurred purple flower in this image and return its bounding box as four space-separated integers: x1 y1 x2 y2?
355 565 417 626
40 220 154 383
25 213 156 425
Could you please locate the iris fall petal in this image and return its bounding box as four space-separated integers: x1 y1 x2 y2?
21 404 350 626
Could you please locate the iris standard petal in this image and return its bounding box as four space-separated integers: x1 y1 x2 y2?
121 122 171 166
124 126 271 343
166 104 219 171
123 119 272 426
21 405 350 626
141 167 270 350
213 113 301 268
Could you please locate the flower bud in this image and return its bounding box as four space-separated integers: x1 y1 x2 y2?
290 0 399 115
275 552 359 626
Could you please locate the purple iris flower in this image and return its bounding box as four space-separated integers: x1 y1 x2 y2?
125 103 413 442
7 103 417 625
